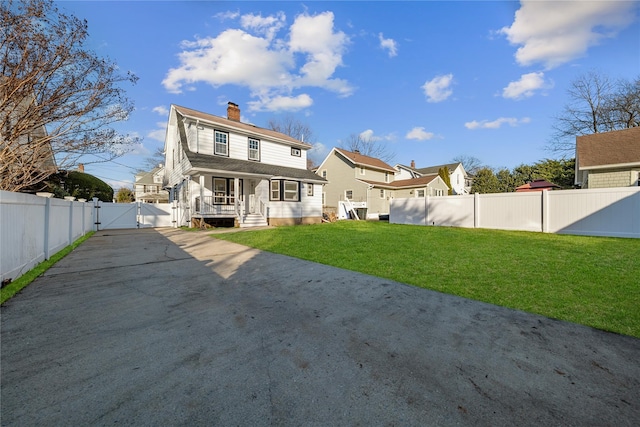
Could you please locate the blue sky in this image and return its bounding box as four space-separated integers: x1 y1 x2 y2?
58 1 640 189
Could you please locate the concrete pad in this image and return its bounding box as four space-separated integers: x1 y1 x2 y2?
1 228 639 426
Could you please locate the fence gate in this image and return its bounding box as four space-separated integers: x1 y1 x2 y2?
94 201 138 230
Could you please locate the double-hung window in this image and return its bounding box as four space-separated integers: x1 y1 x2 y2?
270 180 280 200
284 181 299 201
307 183 314 196
248 138 260 161
214 130 228 156
270 180 300 201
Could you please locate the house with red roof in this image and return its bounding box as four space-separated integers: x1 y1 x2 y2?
575 127 640 189
316 148 449 219
514 179 561 192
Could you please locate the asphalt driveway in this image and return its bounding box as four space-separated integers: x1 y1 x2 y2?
1 228 639 426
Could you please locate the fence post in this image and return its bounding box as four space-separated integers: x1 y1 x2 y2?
43 197 51 260
542 190 549 233
93 197 100 231
68 199 74 246
474 193 480 229
425 195 430 225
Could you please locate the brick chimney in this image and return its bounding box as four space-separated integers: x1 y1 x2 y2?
227 102 240 121
410 160 415 169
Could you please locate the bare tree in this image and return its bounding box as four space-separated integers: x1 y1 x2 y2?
141 147 165 172
340 133 395 164
451 155 483 175
267 114 315 143
1 0 139 192
549 71 639 155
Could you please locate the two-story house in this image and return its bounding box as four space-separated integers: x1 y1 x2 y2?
134 165 169 203
317 148 449 219
163 103 327 227
575 127 640 189
414 162 471 195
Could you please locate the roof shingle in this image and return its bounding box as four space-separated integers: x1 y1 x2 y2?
576 127 640 169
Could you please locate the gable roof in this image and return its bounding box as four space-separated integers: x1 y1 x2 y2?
172 105 311 149
135 166 163 185
173 115 326 183
358 175 444 189
334 148 397 173
576 127 640 169
415 162 461 176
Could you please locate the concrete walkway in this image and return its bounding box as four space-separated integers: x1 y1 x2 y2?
1 228 639 426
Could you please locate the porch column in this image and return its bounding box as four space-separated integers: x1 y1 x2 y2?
234 178 240 217
199 175 205 214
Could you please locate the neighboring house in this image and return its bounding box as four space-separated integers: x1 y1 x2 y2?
415 162 471 195
394 160 422 180
163 103 326 227
575 127 640 189
0 90 57 192
316 148 449 219
515 179 561 192
134 165 169 203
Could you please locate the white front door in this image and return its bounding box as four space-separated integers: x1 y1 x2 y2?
248 180 256 213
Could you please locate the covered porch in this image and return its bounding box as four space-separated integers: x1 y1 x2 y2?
191 173 269 228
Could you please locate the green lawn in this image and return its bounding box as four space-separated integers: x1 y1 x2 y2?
213 221 640 338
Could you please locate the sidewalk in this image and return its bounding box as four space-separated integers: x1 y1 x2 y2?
2 228 639 426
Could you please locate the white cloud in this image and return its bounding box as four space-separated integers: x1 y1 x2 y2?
240 12 286 41
378 33 398 57
215 11 240 21
358 129 396 142
502 72 553 100
465 117 531 130
289 12 353 96
422 74 454 103
500 0 636 69
247 93 313 112
406 127 435 141
147 122 168 142
162 11 353 110
152 105 169 116
308 142 328 164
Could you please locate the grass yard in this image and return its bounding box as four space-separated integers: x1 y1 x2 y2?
213 221 640 338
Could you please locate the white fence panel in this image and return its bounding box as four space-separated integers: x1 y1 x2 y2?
389 198 426 225
390 187 640 238
139 203 174 228
430 195 475 228
1 191 93 282
478 192 542 232
48 198 72 257
548 187 640 238
1 192 46 282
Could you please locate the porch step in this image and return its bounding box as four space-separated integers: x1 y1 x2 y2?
239 213 268 228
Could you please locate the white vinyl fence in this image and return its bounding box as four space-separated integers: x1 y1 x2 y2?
390 187 640 238
1 191 176 282
1 191 93 283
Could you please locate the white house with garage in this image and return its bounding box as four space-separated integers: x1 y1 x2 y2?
163 103 327 227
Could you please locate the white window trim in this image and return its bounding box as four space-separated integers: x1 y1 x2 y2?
345 190 353 200
214 130 228 156
284 181 299 201
248 138 260 161
291 147 301 157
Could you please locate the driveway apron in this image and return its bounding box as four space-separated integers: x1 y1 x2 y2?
1 228 639 426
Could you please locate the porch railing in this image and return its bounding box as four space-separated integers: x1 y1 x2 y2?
195 196 237 216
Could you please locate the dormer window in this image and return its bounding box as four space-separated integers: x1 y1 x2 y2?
291 147 301 157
